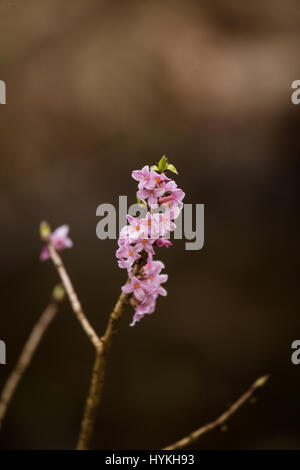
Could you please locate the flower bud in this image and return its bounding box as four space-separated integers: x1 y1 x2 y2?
52 284 65 302
40 221 51 242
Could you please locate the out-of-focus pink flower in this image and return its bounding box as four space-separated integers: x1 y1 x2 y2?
40 225 73 261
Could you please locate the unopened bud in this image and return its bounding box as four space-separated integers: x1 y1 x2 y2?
52 284 65 302
254 375 269 388
40 221 51 242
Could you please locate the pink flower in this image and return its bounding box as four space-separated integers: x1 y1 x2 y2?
153 213 176 235
135 237 155 255
119 249 169 326
163 204 183 220
159 181 185 204
130 294 157 326
164 180 177 192
118 223 144 246
146 271 168 291
172 188 185 204
128 271 167 326
116 244 141 270
126 215 148 239
147 170 169 190
143 257 165 277
138 213 161 239
40 225 73 261
117 258 132 271
132 166 169 191
131 165 152 190
135 295 156 313
156 238 172 248
137 186 165 208
122 276 147 302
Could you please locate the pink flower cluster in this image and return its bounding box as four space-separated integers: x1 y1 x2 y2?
116 165 185 326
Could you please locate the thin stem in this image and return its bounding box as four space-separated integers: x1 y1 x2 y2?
76 289 134 450
76 264 140 450
48 243 102 350
0 291 63 431
76 350 104 450
163 375 269 450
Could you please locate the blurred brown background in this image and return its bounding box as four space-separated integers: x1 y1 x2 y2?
0 0 299 449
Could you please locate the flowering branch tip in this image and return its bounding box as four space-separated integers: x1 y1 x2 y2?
117 158 184 326
40 223 73 261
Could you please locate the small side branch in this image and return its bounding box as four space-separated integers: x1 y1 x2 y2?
48 243 101 350
163 375 269 450
0 286 64 431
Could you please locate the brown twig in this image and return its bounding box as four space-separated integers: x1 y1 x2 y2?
48 243 102 350
47 240 133 450
76 349 105 450
76 292 130 450
0 285 65 431
163 375 269 450
76 264 140 450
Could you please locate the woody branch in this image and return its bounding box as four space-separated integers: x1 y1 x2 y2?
163 375 269 450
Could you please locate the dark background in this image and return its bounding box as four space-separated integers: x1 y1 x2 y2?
0 0 299 449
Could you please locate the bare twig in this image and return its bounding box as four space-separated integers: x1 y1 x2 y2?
163 375 269 450
0 285 65 431
76 291 133 450
76 264 140 450
48 243 102 350
76 350 105 450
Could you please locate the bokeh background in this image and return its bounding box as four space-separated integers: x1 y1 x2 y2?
0 0 299 450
